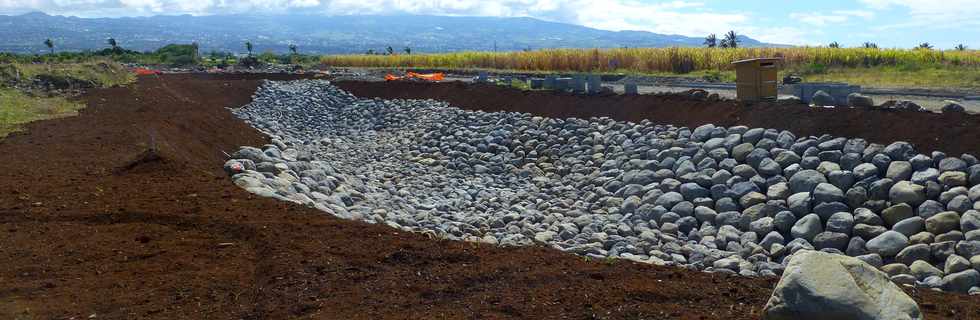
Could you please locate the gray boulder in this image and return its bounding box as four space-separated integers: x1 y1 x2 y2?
811 90 836 107
789 170 827 193
882 203 914 227
895 244 930 266
866 231 909 257
762 251 921 320
885 161 913 181
889 181 926 206
941 269 980 293
939 157 968 173
846 93 874 109
891 217 924 237
910 260 943 280
962 210 980 232
813 232 850 250
925 211 960 234
812 183 845 204
826 212 855 235
791 214 824 242
945 255 971 274
941 100 966 114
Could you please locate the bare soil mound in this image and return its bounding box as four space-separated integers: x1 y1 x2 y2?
0 74 975 319
336 80 980 157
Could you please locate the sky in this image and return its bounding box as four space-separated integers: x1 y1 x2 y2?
0 0 977 48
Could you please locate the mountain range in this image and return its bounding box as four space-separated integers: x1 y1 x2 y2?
0 12 777 54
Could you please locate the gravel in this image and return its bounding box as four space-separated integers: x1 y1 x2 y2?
224 80 980 293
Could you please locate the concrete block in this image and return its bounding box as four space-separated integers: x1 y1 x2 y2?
555 78 572 91
624 82 639 95
586 75 602 94
529 78 544 89
544 76 557 90
782 83 861 104
573 75 586 93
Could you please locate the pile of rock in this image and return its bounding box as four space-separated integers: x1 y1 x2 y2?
812 91 970 115
226 80 980 293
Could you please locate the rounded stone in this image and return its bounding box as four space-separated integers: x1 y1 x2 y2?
812 231 850 250
790 214 823 242
788 170 827 194
925 211 961 234
882 203 914 228
889 181 926 206
866 231 909 257
891 217 925 237
909 260 943 280
895 244 931 266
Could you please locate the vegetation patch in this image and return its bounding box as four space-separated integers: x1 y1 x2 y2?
0 88 83 137
1 60 134 89
784 64 980 89
321 47 980 89
0 60 132 139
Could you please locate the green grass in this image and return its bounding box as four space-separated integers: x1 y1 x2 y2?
0 60 134 138
0 88 84 137
2 60 135 88
785 64 980 89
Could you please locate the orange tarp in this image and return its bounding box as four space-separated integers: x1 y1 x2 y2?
134 68 161 75
406 72 444 81
385 72 444 82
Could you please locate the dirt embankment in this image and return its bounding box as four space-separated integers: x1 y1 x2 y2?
0 74 976 319
337 80 980 157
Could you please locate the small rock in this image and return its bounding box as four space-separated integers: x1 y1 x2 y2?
941 100 966 114
846 93 874 109
791 214 823 242
942 269 980 293
811 90 836 107
925 211 960 234
889 181 926 206
945 255 971 274
866 231 909 257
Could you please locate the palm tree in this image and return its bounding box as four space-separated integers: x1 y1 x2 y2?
723 31 739 49
107 38 118 50
288 44 298 55
404 47 411 55
955 44 968 51
44 38 54 54
829 41 841 48
244 41 253 56
863 42 878 49
704 34 717 48
917 42 933 50
386 46 394 55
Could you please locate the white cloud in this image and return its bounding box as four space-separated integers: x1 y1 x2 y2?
570 0 747 36
859 0 980 30
789 10 874 26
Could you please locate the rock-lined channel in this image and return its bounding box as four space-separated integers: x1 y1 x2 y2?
226 80 980 294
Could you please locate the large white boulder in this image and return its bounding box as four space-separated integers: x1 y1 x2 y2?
763 250 922 320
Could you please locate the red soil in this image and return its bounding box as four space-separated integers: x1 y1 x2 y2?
0 74 975 320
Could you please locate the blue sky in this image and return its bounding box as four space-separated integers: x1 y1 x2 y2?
0 0 977 48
